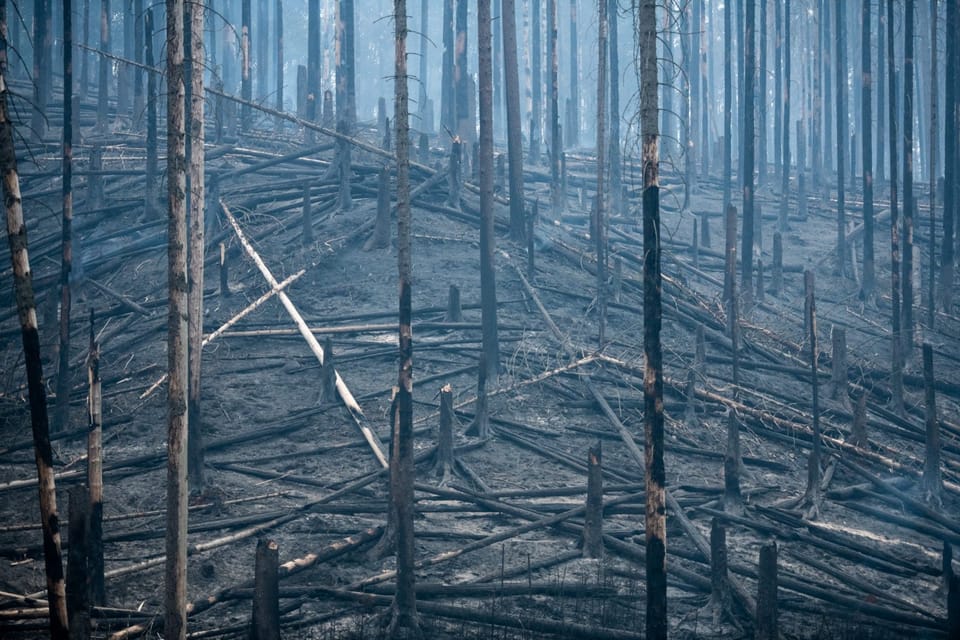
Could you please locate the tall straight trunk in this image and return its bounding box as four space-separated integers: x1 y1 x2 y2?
145 8 158 217
567 0 578 147
307 0 319 127
811 0 821 184
418 0 428 128
494 0 502 140
736 0 745 187
97 0 110 132
758 0 767 185
119 0 133 117
835 0 847 276
32 0 50 139
927 0 937 325
779 0 790 231
55 1 74 435
134 0 144 127
503 0 525 239
256 0 268 100
164 1 189 638
275 0 283 130
637 0 665 636
186 0 205 491
943 0 957 310
686 0 698 195
390 0 419 634
454 0 469 141
441 0 454 136
480 0 501 382
723 0 732 215
700 0 709 177
82 0 91 101
596 0 607 345
241 0 251 129
547 0 560 213
822 0 833 173
608 0 621 213
530 0 542 160
877 2 886 182
901 0 915 352
887 0 904 413
773 0 781 180
862 0 875 298
742 0 755 297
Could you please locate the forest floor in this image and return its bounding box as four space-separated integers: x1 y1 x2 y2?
1 78 959 639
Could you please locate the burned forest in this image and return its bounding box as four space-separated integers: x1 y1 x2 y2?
2 0 960 638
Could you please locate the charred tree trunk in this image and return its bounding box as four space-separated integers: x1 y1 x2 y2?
567 0 578 147
256 0 268 102
275 0 283 133
926 0 937 326
241 0 251 131
741 0 756 302
774 0 781 181
2 65 69 640
418 0 429 131
186 0 205 491
87 313 104 606
164 1 189 638
55 2 75 434
758 0 767 185
944 0 958 311
547 0 560 214
134 0 144 127
391 2 420 635
608 0 622 214
454 0 470 143
861 0 875 299
921 343 941 503
441 0 454 136
637 0 666 636
530 0 542 160
336 0 354 210
97 0 110 133
503 0 525 241
32 0 51 139
480 0 500 383
145 8 159 219
887 0 904 414
307 0 319 135
595 0 607 346
723 0 732 216
901 0 916 353
699 0 709 178
835 0 847 277
779 0 790 231
582 442 603 558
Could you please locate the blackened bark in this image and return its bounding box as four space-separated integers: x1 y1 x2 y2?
835 0 847 277
888 0 904 414
759 0 767 185
241 0 251 130
944 0 958 311
186 0 205 491
861 0 875 299
87 313 104 606
392 2 420 634
779 0 790 231
547 0 560 214
32 0 51 139
2 67 69 640
307 0 320 134
638 0 666 636
582 442 603 558
480 0 500 382
608 0 621 214
901 0 915 353
567 0 578 147
251 539 280 640
531 0 542 160
596 0 607 346
741 0 755 300
723 0 732 216
55 1 74 434
503 0 525 240
145 8 158 218
441 0 454 136
97 0 110 133
921 343 941 503
454 0 469 142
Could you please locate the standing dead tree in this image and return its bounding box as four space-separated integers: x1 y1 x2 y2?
861 0 876 299
164 0 190 638
741 0 756 302
389 1 420 636
479 0 500 383
595 0 608 346
503 0 525 241
887 0 904 414
2 64 69 640
186 0 206 491
55 0 75 433
636 0 666 636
